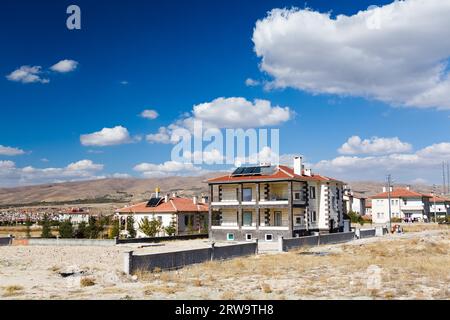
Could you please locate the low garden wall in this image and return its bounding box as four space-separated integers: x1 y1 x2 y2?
280 231 358 252
0 236 12 246
124 241 258 274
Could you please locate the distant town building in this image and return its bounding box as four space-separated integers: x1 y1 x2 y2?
365 200 372 216
59 208 90 224
371 187 431 223
207 156 346 242
116 191 209 238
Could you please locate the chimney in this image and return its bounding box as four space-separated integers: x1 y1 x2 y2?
304 168 312 177
164 194 169 203
193 196 198 205
383 187 386 192
172 192 178 197
390 186 393 192
155 187 160 198
294 156 303 175
201 194 208 204
406 185 410 191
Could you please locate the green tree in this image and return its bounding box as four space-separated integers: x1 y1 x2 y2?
138 217 162 237
41 214 52 238
25 215 32 238
87 216 99 239
109 218 120 239
75 221 87 238
164 220 177 236
59 219 74 238
126 216 136 238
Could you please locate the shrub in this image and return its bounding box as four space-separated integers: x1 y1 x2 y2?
139 217 162 237
80 277 96 287
109 218 120 239
164 221 177 236
126 216 136 238
59 219 74 238
41 214 52 238
75 221 87 238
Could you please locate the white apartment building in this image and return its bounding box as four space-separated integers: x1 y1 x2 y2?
428 195 450 219
207 156 346 242
371 187 431 224
343 188 367 215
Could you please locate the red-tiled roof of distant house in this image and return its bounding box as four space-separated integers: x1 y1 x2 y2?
371 188 432 199
427 195 450 203
116 196 208 214
207 165 342 184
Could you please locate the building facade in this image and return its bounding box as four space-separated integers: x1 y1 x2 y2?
116 193 209 238
207 157 345 242
428 195 450 219
371 187 431 223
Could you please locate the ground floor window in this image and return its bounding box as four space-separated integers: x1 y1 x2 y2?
227 233 234 241
184 215 194 228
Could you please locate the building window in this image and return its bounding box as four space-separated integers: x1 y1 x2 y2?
312 211 317 222
274 211 282 226
295 216 302 225
184 215 194 227
265 234 273 241
243 211 252 226
227 233 234 241
245 234 252 241
294 192 301 200
243 188 252 202
309 186 316 199
377 213 384 219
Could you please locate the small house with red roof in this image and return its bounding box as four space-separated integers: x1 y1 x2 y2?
116 191 209 238
371 187 431 223
206 156 346 242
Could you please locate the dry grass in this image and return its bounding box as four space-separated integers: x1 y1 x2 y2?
260 283 272 294
2 285 24 297
80 277 96 287
402 223 448 233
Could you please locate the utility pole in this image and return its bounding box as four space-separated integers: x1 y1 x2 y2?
387 174 392 231
447 161 450 194
443 162 447 195
432 185 437 223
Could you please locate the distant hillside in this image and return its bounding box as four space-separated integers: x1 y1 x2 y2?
0 175 444 207
0 174 220 207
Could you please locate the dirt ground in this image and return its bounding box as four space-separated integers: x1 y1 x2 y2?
0 225 448 300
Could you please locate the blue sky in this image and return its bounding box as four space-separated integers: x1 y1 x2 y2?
1 0 450 187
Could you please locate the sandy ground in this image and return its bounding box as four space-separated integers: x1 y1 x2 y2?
0 226 448 300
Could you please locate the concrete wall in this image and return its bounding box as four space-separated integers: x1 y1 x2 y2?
0 236 12 246
125 242 258 274
357 228 376 239
318 232 355 245
282 235 319 251
24 238 116 246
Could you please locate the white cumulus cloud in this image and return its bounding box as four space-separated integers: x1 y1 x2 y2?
0 159 104 187
338 136 412 155
6 65 49 84
133 161 206 178
0 145 26 156
80 126 133 147
50 59 78 73
140 109 159 120
253 0 450 109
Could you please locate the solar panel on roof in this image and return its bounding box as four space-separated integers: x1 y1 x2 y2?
146 197 163 207
232 167 245 175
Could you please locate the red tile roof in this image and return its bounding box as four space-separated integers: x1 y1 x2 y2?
207 165 342 184
371 188 431 199
116 197 209 214
427 195 450 203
